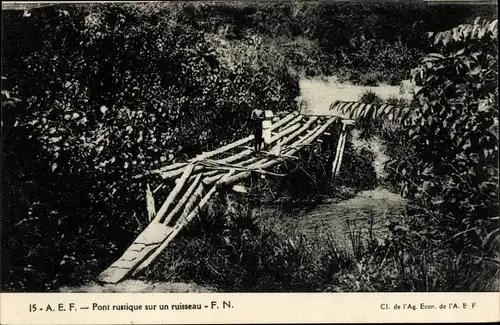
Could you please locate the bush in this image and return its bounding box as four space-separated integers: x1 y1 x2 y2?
1 4 299 291
359 90 384 106
340 18 499 291
394 19 499 291
122 1 496 84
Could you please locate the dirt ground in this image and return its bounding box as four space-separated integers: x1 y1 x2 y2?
293 187 403 247
59 280 216 293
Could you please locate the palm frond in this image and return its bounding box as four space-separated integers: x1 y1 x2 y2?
330 100 402 121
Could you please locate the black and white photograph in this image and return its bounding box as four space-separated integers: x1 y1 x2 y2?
1 0 498 297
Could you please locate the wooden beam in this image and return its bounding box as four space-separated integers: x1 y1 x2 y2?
132 172 233 277
135 162 188 179
156 114 303 180
331 124 346 177
209 117 338 187
96 222 174 284
280 116 318 146
334 123 351 176
153 163 194 223
334 134 347 177
177 181 205 221
162 174 202 226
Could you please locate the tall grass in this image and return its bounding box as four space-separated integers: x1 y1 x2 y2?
146 189 480 292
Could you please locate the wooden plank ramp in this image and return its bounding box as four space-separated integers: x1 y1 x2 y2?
96 222 176 284
97 114 342 284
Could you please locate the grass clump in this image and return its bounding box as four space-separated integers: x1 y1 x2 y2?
145 196 325 292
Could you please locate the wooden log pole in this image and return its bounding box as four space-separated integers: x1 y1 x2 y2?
177 181 205 221
280 116 318 146
286 117 338 152
207 117 338 187
331 123 345 177
334 121 354 176
155 114 304 180
334 133 347 176
97 222 175 284
153 163 194 223
132 172 232 277
162 174 202 225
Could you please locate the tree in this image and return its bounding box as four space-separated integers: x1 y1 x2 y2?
340 18 498 290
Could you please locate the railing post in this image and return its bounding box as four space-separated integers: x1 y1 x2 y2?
331 119 355 178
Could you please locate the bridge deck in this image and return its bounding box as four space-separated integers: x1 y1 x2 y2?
97 108 356 284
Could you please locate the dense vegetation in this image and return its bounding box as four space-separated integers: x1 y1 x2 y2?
341 18 499 291
160 1 493 84
1 4 299 291
1 2 497 292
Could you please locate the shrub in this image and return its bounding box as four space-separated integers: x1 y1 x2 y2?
135 1 496 85
359 90 384 106
339 18 499 291
1 4 299 291
395 18 499 291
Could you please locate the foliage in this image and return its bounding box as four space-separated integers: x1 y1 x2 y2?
305 2 495 83
401 19 499 290
340 18 499 290
337 37 422 85
1 4 298 291
117 1 495 84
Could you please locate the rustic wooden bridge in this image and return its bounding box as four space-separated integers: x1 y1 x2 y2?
97 100 397 284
